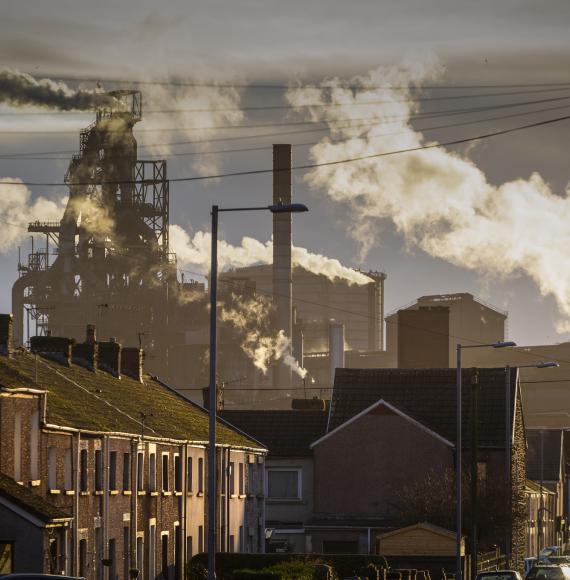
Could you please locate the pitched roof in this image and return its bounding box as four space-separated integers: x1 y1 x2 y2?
220 410 328 456
0 352 264 449
0 472 70 522
526 429 563 481
330 367 519 447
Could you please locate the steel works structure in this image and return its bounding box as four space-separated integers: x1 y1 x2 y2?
12 90 174 378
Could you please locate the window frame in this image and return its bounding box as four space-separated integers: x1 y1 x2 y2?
265 467 302 501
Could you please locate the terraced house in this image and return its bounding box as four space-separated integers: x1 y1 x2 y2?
0 316 267 578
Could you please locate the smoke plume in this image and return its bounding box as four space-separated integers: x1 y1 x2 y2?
0 69 112 110
169 224 371 285
286 64 570 330
0 179 66 250
220 293 308 378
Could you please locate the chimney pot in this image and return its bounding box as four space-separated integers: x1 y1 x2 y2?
121 347 144 382
86 324 97 344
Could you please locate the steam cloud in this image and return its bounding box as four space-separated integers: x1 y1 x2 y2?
0 179 66 250
285 64 570 331
169 224 371 285
0 69 113 110
220 293 308 378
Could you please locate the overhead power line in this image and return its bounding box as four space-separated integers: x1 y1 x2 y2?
2 102 570 162
2 112 568 187
3 93 570 135
3 86 570 116
30 73 570 90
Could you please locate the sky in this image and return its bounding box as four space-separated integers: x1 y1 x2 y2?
1 0 570 346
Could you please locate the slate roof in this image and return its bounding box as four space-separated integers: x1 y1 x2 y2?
220 410 328 456
329 368 519 448
0 352 264 449
526 429 563 482
0 472 70 522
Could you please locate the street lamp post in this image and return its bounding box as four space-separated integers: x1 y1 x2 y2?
504 362 557 567
456 341 516 580
207 202 308 580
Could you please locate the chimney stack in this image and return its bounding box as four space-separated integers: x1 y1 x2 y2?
86 324 97 344
72 325 98 371
98 339 122 378
272 144 293 391
31 335 74 366
0 314 14 357
121 347 144 382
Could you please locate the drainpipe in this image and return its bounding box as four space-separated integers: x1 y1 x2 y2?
132 438 138 577
103 435 109 580
74 431 81 576
182 444 188 569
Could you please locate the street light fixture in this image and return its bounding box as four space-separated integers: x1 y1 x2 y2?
456 340 516 580
207 202 308 580
504 361 558 567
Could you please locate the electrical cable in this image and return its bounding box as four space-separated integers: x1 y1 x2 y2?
4 86 570 116
3 102 570 162
2 111 568 187
3 93 570 135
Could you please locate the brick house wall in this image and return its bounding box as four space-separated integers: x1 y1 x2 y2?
0 388 265 579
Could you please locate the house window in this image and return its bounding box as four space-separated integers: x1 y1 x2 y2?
109 451 118 491
137 452 144 491
221 456 226 494
149 525 156 580
186 457 193 493
0 542 13 574
123 453 131 491
267 469 301 500
30 410 39 481
174 525 182 580
79 539 87 578
186 535 193 560
14 413 21 482
80 449 88 491
229 462 235 496
198 458 204 493
123 526 130 580
198 526 203 554
48 447 58 490
161 533 168 580
136 536 144 579
174 455 182 493
149 452 157 492
239 463 244 495
95 450 103 491
109 538 116 580
64 448 72 490
162 454 169 492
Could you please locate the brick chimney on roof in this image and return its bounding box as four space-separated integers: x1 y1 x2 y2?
30 335 74 366
121 347 144 382
0 314 13 357
98 339 122 378
72 325 98 371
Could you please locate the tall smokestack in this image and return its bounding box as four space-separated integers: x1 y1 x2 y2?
273 144 293 390
329 321 345 387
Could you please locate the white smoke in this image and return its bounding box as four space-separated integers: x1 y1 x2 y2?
285 64 570 331
0 178 67 251
169 224 371 285
139 83 244 176
220 293 308 378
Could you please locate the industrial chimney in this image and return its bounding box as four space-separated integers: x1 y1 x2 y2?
329 321 345 387
273 144 293 391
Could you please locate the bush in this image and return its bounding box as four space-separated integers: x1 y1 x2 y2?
187 553 387 580
233 561 320 579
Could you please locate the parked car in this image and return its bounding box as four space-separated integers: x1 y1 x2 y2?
526 558 539 577
525 565 570 580
541 548 563 559
476 571 523 580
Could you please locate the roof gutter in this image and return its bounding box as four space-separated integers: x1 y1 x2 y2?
41 422 266 453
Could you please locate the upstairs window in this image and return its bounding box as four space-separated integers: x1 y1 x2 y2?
198 458 204 493
95 450 103 491
48 447 58 490
267 469 301 500
109 451 118 491
80 449 88 491
123 453 131 491
162 454 169 492
174 455 182 493
186 457 193 493
137 452 144 491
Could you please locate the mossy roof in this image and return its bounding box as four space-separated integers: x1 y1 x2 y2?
0 352 264 449
0 472 70 521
